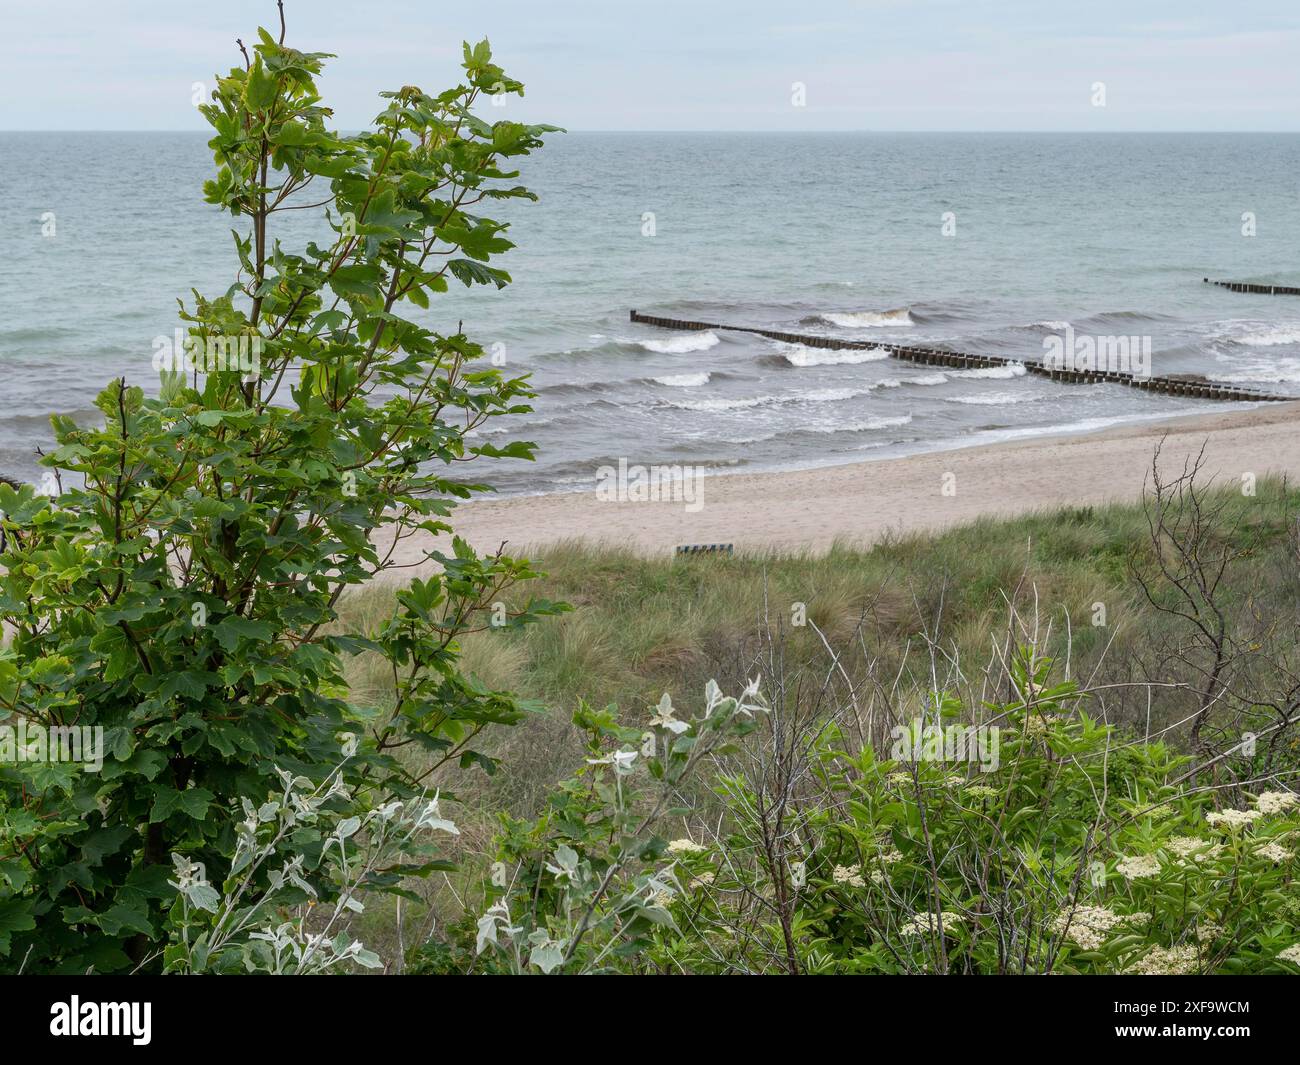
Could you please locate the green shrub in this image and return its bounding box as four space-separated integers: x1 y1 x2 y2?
0 14 561 972
647 654 1300 974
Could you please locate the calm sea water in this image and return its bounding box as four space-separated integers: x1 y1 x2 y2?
3 132 1300 493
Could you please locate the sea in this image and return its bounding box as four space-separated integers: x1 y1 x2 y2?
3 131 1299 495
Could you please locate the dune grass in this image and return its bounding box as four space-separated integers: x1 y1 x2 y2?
336 475 1299 819
337 475 1300 964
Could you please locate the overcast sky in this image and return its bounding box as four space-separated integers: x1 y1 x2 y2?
3 0 1299 131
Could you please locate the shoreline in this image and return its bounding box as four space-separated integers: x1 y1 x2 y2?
386 401 1300 567
489 401 1271 504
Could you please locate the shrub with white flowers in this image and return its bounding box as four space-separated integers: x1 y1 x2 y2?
636 651 1300 975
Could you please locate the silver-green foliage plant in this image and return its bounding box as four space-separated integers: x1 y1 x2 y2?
167 745 460 974
469 680 767 975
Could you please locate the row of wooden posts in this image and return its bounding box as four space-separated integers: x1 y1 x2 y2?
628 310 1291 403
1205 278 1300 297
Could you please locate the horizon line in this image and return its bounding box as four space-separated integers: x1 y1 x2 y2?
5 128 1300 135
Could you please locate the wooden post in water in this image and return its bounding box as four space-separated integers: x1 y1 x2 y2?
628 309 1293 403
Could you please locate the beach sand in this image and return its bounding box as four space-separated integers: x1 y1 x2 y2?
381 402 1300 570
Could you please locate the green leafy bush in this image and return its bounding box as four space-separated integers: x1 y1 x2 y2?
0 15 561 972
644 654 1300 974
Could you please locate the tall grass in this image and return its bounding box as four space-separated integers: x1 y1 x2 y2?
338 475 1300 966
337 476 1298 816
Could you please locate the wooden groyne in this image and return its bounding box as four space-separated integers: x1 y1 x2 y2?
1204 278 1300 297
629 310 1291 403
675 543 734 556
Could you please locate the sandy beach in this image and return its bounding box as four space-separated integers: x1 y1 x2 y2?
382 401 1300 569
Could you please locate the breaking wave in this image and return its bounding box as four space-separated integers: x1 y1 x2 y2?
808 414 914 434
947 390 1047 406
1234 328 1300 347
805 308 914 328
637 330 721 354
957 364 1028 380
660 384 881 413
653 372 712 387
779 344 892 367
722 413 913 445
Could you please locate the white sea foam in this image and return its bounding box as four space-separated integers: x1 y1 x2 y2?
663 384 876 412
474 418 552 437
1210 370 1300 384
653 372 711 387
1209 321 1300 348
816 308 914 328
723 413 914 444
954 364 1028 380
809 414 914 433
965 409 1212 447
781 344 891 367
638 330 721 354
895 364 1025 386
946 390 1045 405
1236 328 1300 347
1209 354 1300 383
798 386 872 402
666 395 766 412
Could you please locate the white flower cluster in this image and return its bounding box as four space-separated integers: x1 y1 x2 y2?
832 864 866 888
1254 841 1292 864
1051 906 1124 951
1116 853 1161 881
1195 922 1222 944
1206 808 1263 830
899 911 965 937
1164 836 1221 861
1255 790 1300 816
1021 713 1066 736
857 837 904 885
1128 943 1199 976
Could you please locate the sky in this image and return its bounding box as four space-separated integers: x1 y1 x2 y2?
3 0 1300 131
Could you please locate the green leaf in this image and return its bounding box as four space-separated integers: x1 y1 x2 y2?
212 616 276 651
245 56 278 110
150 786 215 823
